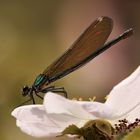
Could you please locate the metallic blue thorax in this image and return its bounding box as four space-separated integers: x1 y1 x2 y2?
33 74 47 89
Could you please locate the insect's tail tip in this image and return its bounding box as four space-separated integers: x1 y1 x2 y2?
122 28 134 39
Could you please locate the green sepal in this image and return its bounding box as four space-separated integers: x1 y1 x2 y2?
60 119 114 140
114 133 127 140
61 124 82 136
122 126 140 140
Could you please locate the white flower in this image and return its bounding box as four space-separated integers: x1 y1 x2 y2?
11 66 140 138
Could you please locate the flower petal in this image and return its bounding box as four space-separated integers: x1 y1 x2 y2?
12 105 60 137
125 104 140 122
11 105 84 137
44 92 95 120
77 101 114 119
105 66 140 119
110 104 140 125
44 92 114 120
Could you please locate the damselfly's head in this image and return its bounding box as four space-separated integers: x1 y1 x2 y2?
22 86 31 96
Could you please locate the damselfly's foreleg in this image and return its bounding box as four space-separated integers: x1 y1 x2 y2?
17 91 36 106
17 98 32 107
30 93 35 104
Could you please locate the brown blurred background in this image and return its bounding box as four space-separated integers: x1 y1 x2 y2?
0 0 139 140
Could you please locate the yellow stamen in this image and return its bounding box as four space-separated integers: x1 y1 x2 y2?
72 97 78 100
89 96 96 102
105 95 109 100
78 97 83 101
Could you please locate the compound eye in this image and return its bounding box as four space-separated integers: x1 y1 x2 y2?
22 86 30 96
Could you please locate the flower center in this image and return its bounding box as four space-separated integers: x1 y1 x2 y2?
114 118 140 135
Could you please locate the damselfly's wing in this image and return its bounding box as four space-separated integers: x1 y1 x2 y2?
43 16 113 82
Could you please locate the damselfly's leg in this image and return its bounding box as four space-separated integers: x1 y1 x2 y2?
50 87 68 98
35 92 43 99
17 91 36 106
30 93 35 104
44 85 55 90
40 85 55 93
17 98 32 107
34 85 56 99
42 86 68 98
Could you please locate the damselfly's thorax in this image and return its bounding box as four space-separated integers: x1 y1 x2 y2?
22 74 49 97
32 74 50 91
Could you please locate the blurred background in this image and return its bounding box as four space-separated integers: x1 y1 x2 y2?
0 0 139 140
